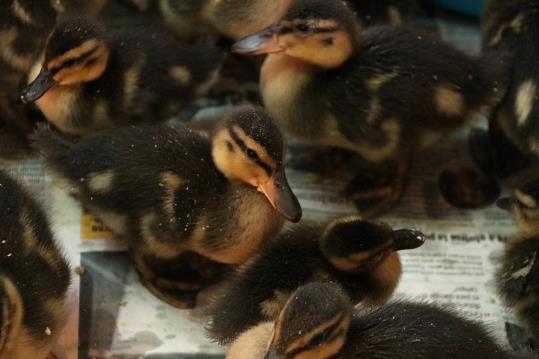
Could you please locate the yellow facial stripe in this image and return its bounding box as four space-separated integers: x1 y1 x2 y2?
47 39 101 69
231 125 277 170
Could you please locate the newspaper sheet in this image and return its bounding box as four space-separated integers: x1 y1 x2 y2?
0 7 536 359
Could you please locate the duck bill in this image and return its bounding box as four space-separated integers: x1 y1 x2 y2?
20 67 57 104
232 25 285 55
496 197 515 211
392 229 425 251
258 167 302 223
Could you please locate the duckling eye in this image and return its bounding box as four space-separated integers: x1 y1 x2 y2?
246 148 259 160
296 24 312 34
307 331 329 348
63 58 78 67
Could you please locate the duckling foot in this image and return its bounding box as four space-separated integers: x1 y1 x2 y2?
346 169 405 218
46 353 59 359
131 250 230 309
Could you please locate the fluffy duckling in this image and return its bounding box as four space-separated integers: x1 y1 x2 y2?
119 0 293 40
0 0 57 136
496 179 539 343
205 216 424 343
233 0 505 216
477 0 539 176
33 105 301 308
52 0 108 16
20 17 223 136
230 282 514 359
346 0 422 26
0 169 71 359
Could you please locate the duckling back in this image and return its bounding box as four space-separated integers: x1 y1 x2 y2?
320 26 506 151
482 0 539 158
346 0 421 26
0 170 70 359
343 301 513 358
24 17 224 135
205 220 422 343
118 0 293 39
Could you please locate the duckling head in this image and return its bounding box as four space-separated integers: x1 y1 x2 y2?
21 17 109 103
264 282 352 359
212 106 302 223
497 179 539 234
232 0 361 69
320 216 425 273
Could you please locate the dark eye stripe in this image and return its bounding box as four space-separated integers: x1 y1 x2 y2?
51 45 100 71
314 27 338 33
228 128 273 176
279 27 294 34
286 315 345 357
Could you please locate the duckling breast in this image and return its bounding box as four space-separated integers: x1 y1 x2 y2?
194 186 284 265
35 85 82 135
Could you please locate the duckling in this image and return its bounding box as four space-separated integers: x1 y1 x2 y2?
496 179 539 343
231 282 514 359
0 169 71 359
20 16 224 136
0 0 57 137
119 0 293 40
346 0 422 26
476 0 539 177
33 105 301 308
233 0 505 217
205 216 424 343
53 0 108 16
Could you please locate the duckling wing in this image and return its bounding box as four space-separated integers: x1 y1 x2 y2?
33 125 219 238
322 68 397 147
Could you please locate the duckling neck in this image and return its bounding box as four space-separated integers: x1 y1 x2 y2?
195 181 284 265
260 53 318 139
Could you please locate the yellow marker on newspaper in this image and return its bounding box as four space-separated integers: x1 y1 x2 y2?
80 212 115 240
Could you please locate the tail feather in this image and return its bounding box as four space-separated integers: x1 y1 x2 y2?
0 275 23 358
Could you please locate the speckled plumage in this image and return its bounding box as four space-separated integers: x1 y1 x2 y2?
22 17 224 135
245 283 516 359
205 217 424 343
119 0 293 39
497 179 539 344
0 169 70 359
346 0 421 26
235 0 506 216
482 0 539 162
33 106 300 308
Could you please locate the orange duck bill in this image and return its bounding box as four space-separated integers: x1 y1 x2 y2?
258 166 302 223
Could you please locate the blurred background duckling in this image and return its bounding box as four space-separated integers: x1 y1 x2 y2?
233 0 506 217
205 216 424 344
0 169 71 359
33 105 301 308
227 282 515 359
346 0 422 26
20 16 224 136
496 179 539 344
472 0 539 178
0 0 57 140
117 0 293 40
